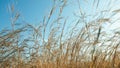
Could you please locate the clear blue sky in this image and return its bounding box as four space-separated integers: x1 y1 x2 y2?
0 0 80 31
0 0 10 30
0 0 54 30
0 0 120 32
0 0 80 41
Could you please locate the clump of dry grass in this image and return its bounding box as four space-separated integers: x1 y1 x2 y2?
0 0 120 68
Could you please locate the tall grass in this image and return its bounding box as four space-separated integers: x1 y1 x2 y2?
0 0 120 68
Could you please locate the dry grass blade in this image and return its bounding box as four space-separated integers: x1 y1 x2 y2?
112 9 120 13
96 26 101 42
59 17 67 50
13 12 20 23
97 18 110 23
96 0 99 9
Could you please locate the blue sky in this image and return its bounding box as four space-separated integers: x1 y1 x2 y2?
0 0 79 31
0 0 54 30
0 0 120 33
0 0 80 42
0 0 10 29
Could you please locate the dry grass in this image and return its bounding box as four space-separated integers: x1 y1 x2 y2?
0 0 120 68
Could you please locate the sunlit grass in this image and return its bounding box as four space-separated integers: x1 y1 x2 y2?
0 0 120 68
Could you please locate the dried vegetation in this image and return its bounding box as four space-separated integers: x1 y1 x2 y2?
0 0 120 68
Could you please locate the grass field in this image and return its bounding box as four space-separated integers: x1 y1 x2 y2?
0 0 120 68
